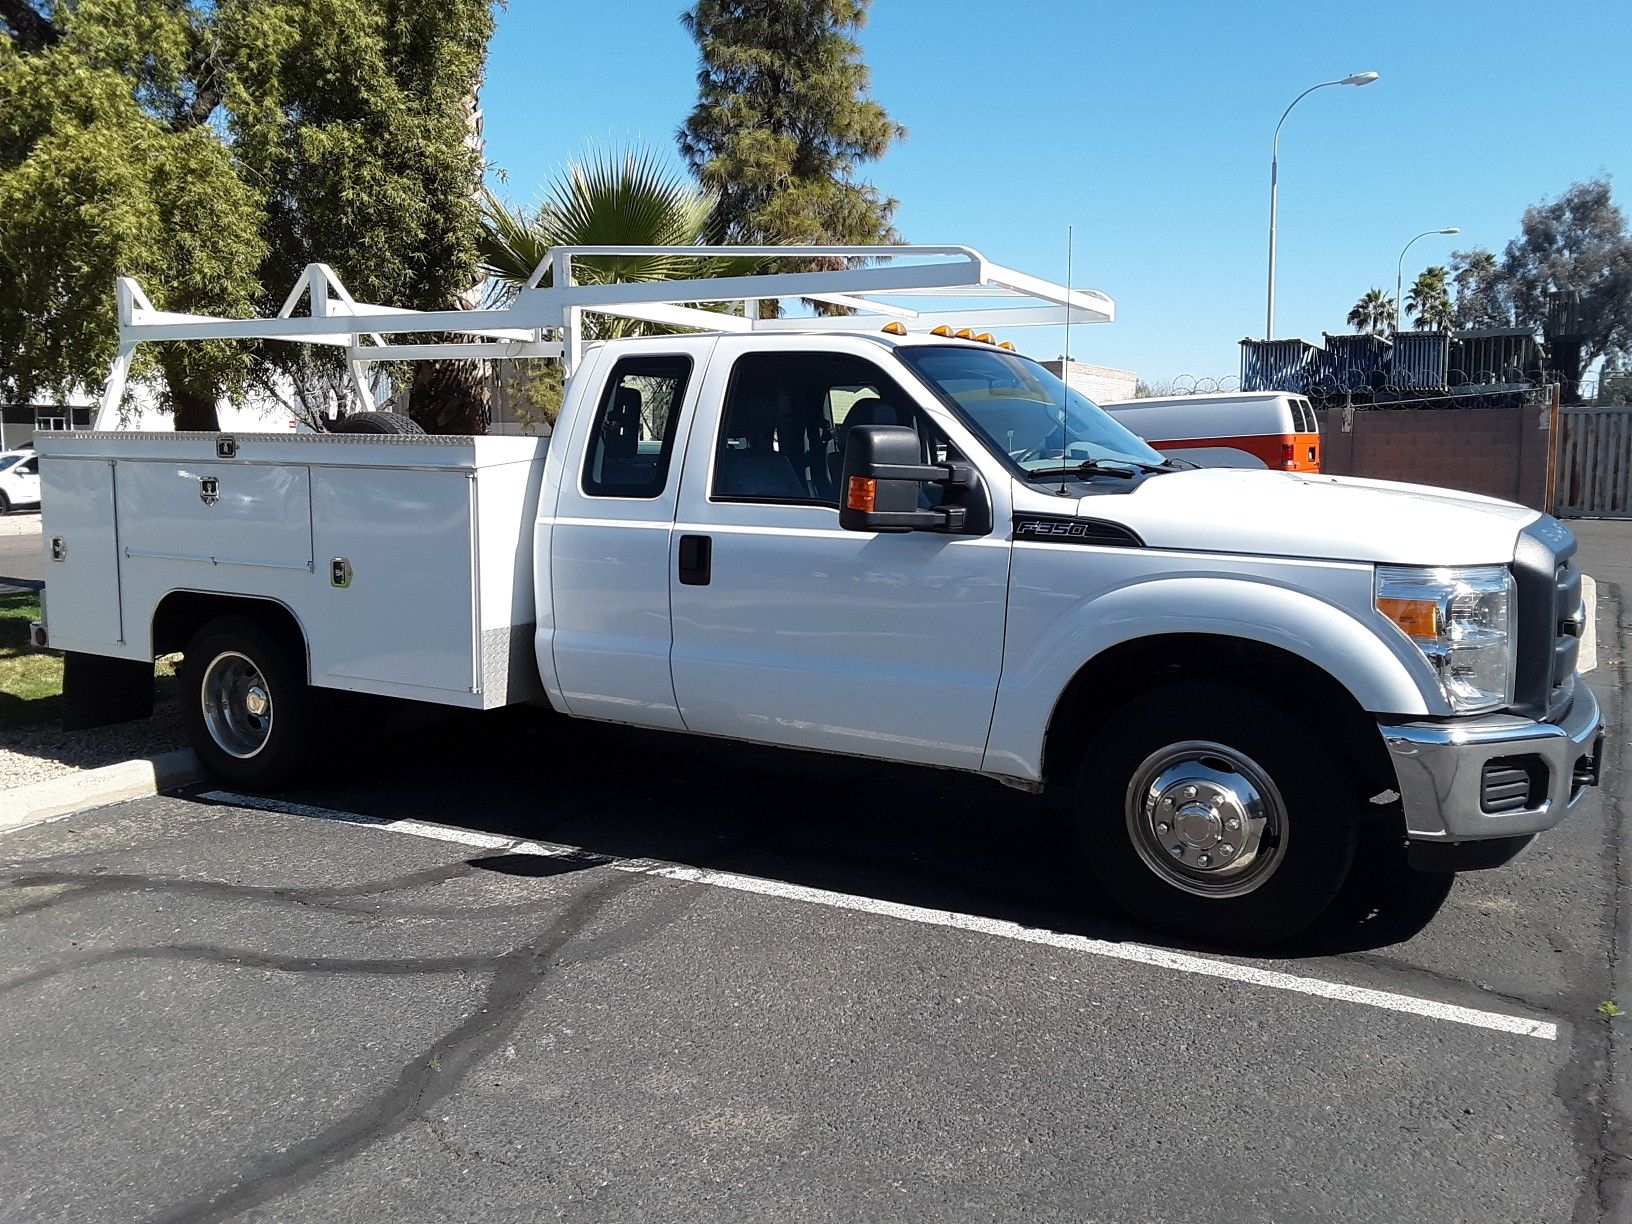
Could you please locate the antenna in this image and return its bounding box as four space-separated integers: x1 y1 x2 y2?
1058 225 1073 496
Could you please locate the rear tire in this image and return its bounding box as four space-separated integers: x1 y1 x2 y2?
180 616 319 789
0 492 10 515
332 412 425 436
1075 681 1359 946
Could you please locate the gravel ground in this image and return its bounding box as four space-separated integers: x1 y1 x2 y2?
0 698 187 791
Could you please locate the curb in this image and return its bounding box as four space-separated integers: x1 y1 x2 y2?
0 748 203 836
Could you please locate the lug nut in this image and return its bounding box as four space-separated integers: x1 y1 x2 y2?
1220 843 1235 856
1225 817 1241 831
1156 822 1171 834
1170 845 1184 858
1183 786 1197 799
1162 797 1174 808
1198 853 1212 867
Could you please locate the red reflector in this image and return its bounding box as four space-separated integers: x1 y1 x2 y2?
846 476 877 512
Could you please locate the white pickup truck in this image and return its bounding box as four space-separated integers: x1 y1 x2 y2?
32 246 1605 945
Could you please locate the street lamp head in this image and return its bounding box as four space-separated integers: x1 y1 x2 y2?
1439 226 1461 235
1341 71 1380 86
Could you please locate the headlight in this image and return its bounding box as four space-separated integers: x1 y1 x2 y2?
1376 565 1515 714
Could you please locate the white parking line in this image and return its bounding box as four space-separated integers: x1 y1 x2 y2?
200 790 1559 1042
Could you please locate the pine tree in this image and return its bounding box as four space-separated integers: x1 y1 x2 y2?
678 0 904 249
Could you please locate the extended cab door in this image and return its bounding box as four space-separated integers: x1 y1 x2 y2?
667 340 1011 770
545 343 709 729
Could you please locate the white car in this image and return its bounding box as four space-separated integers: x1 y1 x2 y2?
0 450 40 513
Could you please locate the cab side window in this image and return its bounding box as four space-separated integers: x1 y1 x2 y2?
582 356 691 499
712 352 959 506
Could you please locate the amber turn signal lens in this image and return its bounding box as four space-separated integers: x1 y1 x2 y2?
881 321 908 335
975 332 995 344
1378 596 1441 641
930 324 953 337
999 341 1016 350
846 476 877 512
955 328 976 340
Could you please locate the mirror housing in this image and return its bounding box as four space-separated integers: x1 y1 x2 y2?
838 425 979 534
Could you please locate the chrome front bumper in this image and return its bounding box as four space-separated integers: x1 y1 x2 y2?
1381 683 1604 842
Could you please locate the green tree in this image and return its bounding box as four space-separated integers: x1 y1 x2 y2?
0 1 265 430
221 0 498 432
1449 247 1511 329
1405 265 1453 331
1497 179 1632 370
677 0 903 250
1347 288 1395 337
0 1 497 432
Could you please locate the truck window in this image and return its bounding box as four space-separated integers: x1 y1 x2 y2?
582 356 692 499
713 352 955 506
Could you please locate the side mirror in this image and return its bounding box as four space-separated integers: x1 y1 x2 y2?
838 424 976 534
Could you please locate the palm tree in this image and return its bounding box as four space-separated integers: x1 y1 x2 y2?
478 146 764 425
1406 266 1454 331
479 146 760 341
1347 288 1395 337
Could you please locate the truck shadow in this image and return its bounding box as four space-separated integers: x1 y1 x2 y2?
289 703 1454 962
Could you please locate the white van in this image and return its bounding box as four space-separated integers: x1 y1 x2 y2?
1098 391 1322 473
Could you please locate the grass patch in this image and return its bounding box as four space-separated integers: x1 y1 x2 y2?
0 591 61 731
0 592 177 732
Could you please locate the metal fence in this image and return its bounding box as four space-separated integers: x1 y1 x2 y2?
1555 406 1632 518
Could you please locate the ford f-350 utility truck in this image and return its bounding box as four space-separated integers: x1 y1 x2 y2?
32 246 1605 945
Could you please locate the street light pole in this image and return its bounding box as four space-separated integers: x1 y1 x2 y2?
1266 71 1379 339
1395 227 1461 332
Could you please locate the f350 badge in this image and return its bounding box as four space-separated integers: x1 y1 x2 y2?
199 476 220 506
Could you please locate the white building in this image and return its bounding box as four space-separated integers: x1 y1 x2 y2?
1041 359 1138 404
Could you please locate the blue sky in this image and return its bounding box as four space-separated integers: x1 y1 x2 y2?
481 0 1632 383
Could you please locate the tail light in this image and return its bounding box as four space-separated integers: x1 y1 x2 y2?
1280 442 1297 469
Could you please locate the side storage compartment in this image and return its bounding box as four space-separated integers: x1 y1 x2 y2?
37 454 128 655
472 438 548 707
309 466 478 700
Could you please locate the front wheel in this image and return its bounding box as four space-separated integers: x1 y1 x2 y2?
180 616 319 789
1076 681 1360 946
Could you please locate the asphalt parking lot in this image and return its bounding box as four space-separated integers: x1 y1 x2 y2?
2 522 1628 1224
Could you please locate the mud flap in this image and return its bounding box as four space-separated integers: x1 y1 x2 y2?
61 652 154 732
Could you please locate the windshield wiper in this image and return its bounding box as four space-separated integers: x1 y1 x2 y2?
1027 458 1167 481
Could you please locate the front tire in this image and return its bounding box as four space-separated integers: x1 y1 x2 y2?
0 491 10 515
180 616 318 789
1076 681 1360 946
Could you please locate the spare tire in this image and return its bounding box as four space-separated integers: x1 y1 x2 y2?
333 412 425 435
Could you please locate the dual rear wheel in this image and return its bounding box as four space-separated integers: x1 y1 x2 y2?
180 616 318 789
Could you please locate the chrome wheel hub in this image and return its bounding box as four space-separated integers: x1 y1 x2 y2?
200 651 274 759
1127 741 1286 898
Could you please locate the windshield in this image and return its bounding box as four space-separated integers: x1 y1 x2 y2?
0 456 18 473
897 345 1167 477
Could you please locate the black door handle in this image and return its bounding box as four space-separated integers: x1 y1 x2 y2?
678 534 712 586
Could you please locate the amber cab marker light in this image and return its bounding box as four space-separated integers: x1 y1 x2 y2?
975 332 995 344
999 340 1016 350
954 327 976 340
881 321 908 336
1377 597 1441 641
846 476 878 513
930 324 953 337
